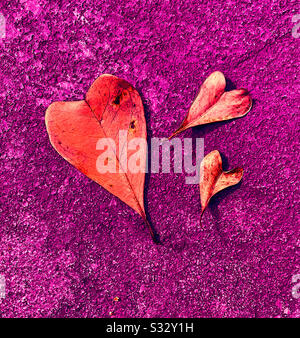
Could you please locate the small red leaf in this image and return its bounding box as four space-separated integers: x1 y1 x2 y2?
169 71 252 138
200 150 243 224
45 74 158 242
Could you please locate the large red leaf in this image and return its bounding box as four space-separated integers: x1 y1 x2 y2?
45 74 158 242
200 150 243 224
169 71 252 138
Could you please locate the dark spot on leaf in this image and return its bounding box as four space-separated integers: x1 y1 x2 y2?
113 95 121 105
129 120 136 129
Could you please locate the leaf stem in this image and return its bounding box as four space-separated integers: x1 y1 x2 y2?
142 214 160 244
200 210 205 228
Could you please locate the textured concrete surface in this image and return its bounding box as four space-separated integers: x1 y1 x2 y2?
0 0 299 318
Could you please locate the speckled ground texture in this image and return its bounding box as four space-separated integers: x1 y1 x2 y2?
0 0 299 318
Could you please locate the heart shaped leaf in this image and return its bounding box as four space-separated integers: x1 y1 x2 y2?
169 71 252 139
45 74 158 242
200 150 243 224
